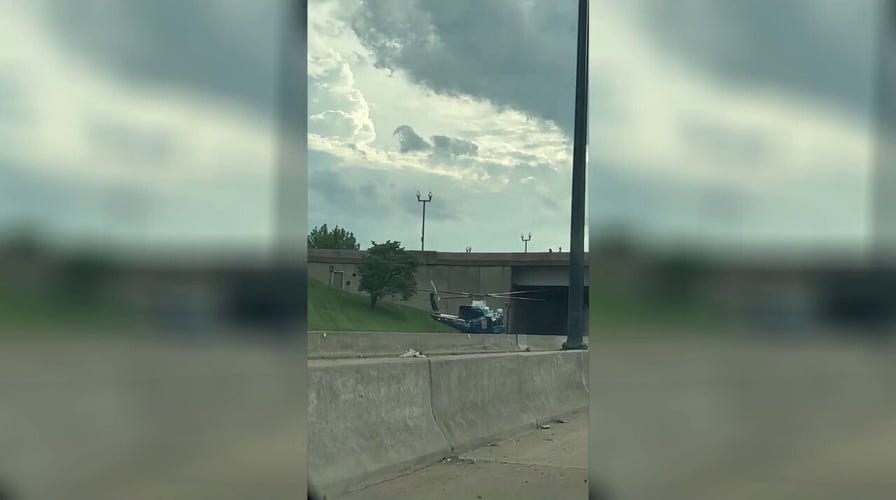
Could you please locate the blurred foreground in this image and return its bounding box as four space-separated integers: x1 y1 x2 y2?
590 337 896 499
0 231 307 499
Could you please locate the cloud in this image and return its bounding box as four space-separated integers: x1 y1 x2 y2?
309 47 376 144
29 0 285 118
588 1 872 196
309 150 463 221
88 117 178 166
391 125 479 159
431 134 478 158
620 0 879 121
0 2 278 247
350 0 579 135
350 0 878 141
393 125 431 153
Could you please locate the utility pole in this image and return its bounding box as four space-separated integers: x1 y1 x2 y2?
872 0 896 261
563 0 588 351
417 191 432 252
521 232 532 253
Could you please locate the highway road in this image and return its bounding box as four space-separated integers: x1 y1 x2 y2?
590 339 896 500
336 408 588 500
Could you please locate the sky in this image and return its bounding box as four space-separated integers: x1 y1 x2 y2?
0 0 884 255
588 0 881 255
0 0 285 253
307 0 881 254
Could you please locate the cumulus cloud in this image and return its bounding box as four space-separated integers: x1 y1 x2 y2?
393 125 431 153
351 0 579 136
0 1 278 246
308 150 463 230
621 0 878 121
30 0 285 118
309 48 376 144
392 125 479 158
584 0 873 249
431 134 478 158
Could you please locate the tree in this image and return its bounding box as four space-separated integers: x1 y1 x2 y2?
308 224 360 250
56 251 113 304
648 251 706 303
357 240 419 308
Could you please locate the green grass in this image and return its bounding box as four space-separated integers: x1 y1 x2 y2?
0 285 141 338
308 279 456 333
587 281 742 339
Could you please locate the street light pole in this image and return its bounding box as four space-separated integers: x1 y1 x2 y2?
521 232 532 253
563 0 588 351
417 191 432 252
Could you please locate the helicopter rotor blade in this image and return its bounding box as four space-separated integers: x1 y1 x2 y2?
487 293 535 299
439 289 481 296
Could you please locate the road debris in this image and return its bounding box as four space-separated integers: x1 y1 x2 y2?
399 348 426 358
441 454 475 464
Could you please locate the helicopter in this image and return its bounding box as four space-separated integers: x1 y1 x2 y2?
424 281 543 334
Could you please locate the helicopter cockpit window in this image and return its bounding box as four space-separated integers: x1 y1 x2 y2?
458 306 484 320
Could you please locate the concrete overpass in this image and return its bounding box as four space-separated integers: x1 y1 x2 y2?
308 249 590 335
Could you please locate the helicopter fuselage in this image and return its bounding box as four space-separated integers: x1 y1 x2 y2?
431 302 506 334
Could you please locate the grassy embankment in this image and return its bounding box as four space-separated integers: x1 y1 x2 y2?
308 278 456 333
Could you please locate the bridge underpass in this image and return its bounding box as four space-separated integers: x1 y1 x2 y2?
509 264 590 335
506 285 590 335
309 250 590 335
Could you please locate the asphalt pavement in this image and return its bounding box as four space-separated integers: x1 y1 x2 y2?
335 408 588 500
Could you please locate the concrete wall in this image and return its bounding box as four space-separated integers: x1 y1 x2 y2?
512 265 590 287
308 249 584 315
308 349 588 497
309 260 512 313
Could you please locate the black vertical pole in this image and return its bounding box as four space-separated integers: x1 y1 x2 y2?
563 0 588 350
873 0 896 261
417 191 432 252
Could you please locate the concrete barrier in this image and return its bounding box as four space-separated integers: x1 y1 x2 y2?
308 332 588 359
308 358 451 495
520 351 589 425
581 349 590 391
308 331 521 359
429 353 536 453
518 335 590 351
309 349 589 497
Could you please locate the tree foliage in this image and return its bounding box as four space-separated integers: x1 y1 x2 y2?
357 240 419 308
308 224 360 250
648 251 706 303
